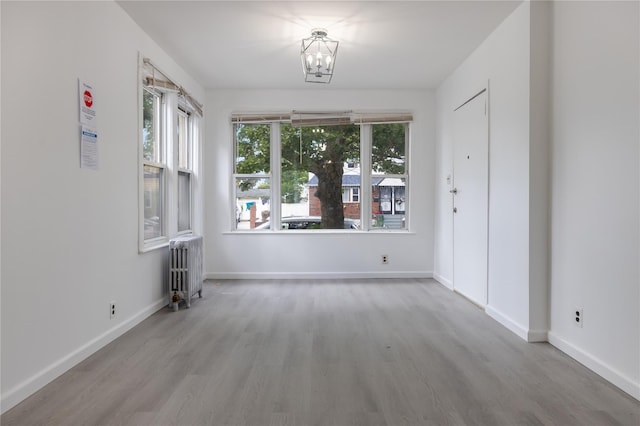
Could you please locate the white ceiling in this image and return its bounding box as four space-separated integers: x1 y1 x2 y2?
118 1 521 90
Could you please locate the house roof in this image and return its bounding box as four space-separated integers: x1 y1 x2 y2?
236 188 270 199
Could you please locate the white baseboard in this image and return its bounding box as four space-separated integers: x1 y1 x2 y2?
432 272 453 290
205 271 433 280
485 305 531 341
526 329 549 343
485 305 548 342
548 331 640 401
0 298 167 415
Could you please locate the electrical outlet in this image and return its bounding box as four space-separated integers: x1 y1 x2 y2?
382 255 389 264
110 302 116 319
574 307 583 328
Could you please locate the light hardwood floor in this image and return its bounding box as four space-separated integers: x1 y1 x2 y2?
2 279 639 425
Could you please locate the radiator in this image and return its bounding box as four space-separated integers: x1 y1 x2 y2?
168 235 203 311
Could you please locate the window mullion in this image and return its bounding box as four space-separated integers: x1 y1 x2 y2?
360 124 372 231
164 92 178 239
271 122 281 231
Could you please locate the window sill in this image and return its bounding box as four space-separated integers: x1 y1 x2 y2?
139 237 169 253
224 229 414 235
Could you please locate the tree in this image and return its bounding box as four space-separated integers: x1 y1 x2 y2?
142 89 157 161
372 123 406 174
235 121 404 229
281 170 309 203
281 124 360 229
235 124 271 191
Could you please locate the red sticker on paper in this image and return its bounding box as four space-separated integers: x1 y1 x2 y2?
83 90 93 108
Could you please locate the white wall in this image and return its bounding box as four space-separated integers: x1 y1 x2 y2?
0 1 204 412
436 0 640 400
548 1 639 400
205 89 435 279
435 2 548 339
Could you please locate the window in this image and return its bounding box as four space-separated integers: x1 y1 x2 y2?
142 88 164 240
177 108 192 233
371 123 408 229
281 123 360 230
139 58 202 251
234 123 271 230
231 113 410 232
343 187 359 203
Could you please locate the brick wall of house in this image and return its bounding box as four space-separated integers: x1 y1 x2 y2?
372 186 381 214
309 186 379 219
343 202 360 219
309 193 321 216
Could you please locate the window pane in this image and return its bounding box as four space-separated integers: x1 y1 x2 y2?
235 123 270 174
372 123 406 174
143 165 164 239
281 123 360 230
177 111 189 169
235 177 270 230
178 171 191 232
142 89 160 163
372 177 406 229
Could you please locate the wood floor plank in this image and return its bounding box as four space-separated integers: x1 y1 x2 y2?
2 278 639 426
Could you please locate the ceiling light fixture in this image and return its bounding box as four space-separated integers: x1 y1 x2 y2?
300 29 338 84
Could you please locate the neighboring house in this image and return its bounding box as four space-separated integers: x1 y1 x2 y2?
306 173 406 227
236 187 270 225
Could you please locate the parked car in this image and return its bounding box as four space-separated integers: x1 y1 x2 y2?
255 216 360 230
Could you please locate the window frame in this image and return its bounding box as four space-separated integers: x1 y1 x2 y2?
140 86 167 249
231 122 274 230
176 107 193 235
369 122 409 231
138 57 202 252
342 187 360 203
230 114 411 233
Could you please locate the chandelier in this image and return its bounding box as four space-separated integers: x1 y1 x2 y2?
300 29 339 84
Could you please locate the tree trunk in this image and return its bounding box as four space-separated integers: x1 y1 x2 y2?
314 162 344 229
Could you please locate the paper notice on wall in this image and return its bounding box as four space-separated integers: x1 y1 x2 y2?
79 80 96 126
80 126 99 171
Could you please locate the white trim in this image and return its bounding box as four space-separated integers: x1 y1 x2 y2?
548 332 640 401
527 329 548 343
270 122 281 230
485 304 530 341
0 298 166 414
484 305 549 343
433 272 453 290
360 124 372 230
205 271 433 280
224 230 415 236
139 238 169 253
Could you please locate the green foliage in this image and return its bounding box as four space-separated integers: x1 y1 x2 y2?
281 124 360 175
235 124 271 174
372 123 406 174
281 170 309 203
142 89 157 162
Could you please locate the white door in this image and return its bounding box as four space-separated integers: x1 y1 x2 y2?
452 90 488 306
